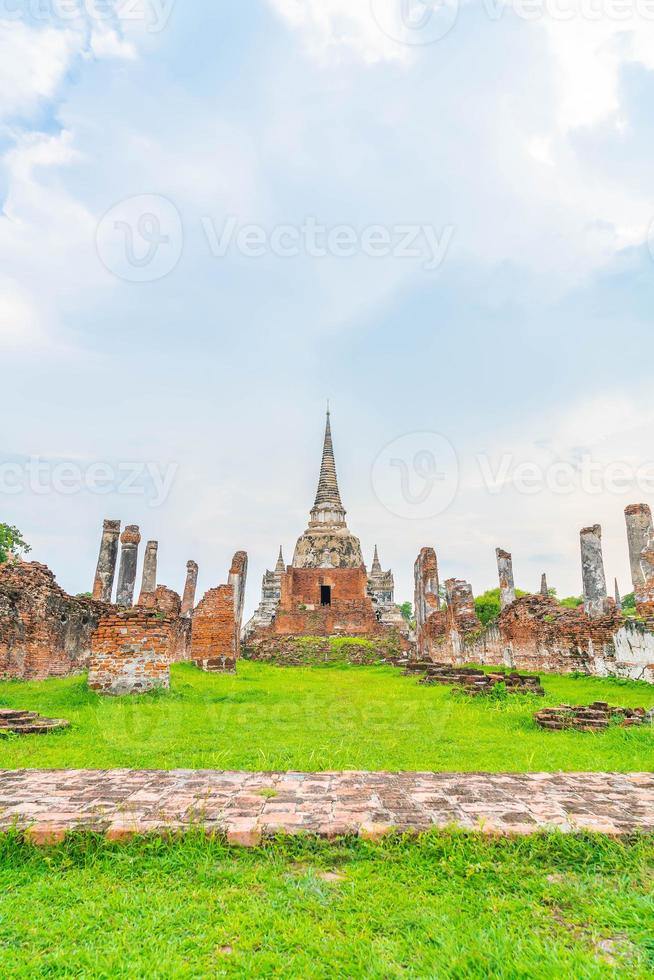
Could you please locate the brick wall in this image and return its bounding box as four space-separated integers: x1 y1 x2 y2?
273 566 380 636
88 609 172 695
244 632 406 665
417 591 654 683
0 562 107 681
191 585 238 672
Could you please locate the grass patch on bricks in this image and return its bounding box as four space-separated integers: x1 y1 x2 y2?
0 661 653 771
0 831 652 977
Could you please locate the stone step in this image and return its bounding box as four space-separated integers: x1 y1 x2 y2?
2 718 70 735
0 710 39 725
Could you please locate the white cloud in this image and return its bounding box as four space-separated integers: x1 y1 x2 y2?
267 0 409 63
0 21 80 118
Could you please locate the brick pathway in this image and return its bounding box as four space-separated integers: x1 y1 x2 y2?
1 771 653 845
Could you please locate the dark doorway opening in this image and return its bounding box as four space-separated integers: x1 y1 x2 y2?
320 585 332 607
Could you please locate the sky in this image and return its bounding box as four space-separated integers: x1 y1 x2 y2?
2 0 654 615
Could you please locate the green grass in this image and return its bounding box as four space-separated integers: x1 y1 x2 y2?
0 831 652 977
0 662 653 771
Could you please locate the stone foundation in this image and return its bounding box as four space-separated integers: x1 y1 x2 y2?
0 562 106 681
243 632 405 666
88 609 172 695
535 703 649 732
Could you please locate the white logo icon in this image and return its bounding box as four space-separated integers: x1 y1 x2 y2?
96 194 183 282
372 431 459 519
370 0 460 46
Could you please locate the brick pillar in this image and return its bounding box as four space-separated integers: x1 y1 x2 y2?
445 578 480 633
92 520 121 602
116 525 141 608
624 504 654 613
414 547 440 632
140 541 158 598
580 524 609 618
540 573 549 597
496 548 516 609
181 560 199 618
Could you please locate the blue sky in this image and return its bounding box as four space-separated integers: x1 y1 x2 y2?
2 0 654 613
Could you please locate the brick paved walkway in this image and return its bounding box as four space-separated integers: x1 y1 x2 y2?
1 771 653 845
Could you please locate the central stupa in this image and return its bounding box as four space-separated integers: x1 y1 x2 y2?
291 410 364 569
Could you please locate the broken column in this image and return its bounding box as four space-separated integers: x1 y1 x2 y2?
139 540 158 598
116 525 141 608
580 524 609 618
540 574 549 597
445 578 481 633
496 548 516 609
181 560 199 618
92 520 121 602
229 551 248 638
414 547 440 632
624 503 654 614
614 579 622 611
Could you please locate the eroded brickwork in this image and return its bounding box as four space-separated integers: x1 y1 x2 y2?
191 585 238 672
89 609 171 695
272 566 381 637
243 632 405 665
0 562 106 681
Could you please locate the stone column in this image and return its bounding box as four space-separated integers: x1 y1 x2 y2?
116 525 141 608
540 574 549 597
140 541 158 598
92 520 121 602
624 503 654 612
614 579 622 611
496 548 516 609
229 551 249 635
181 560 199 618
580 524 609 618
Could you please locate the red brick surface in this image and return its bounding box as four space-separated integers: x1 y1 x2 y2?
89 609 172 695
191 585 238 672
0 562 107 681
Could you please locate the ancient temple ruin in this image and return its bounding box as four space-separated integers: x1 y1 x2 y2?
414 504 654 683
243 411 410 658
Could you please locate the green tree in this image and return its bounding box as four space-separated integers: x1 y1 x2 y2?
474 587 529 626
622 592 636 612
400 601 413 623
0 524 31 564
559 596 583 609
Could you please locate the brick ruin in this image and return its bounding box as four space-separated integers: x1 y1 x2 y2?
243 411 410 661
0 562 106 681
414 503 654 684
0 514 248 694
191 552 248 673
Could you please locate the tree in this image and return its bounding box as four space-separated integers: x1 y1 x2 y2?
559 596 583 609
400 602 413 622
622 592 636 612
0 524 31 565
474 587 529 626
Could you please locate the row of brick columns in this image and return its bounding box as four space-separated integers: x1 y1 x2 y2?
495 502 654 619
91 519 198 613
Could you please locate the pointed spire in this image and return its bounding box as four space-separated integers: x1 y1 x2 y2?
615 578 622 610
313 409 344 510
540 573 548 597
371 545 382 575
275 547 285 573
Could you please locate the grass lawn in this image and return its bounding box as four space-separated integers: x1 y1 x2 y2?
0 662 653 771
0 831 652 977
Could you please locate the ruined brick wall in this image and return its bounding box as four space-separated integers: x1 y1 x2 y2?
0 562 107 681
419 592 654 683
445 579 481 634
271 566 380 637
88 609 171 695
137 586 190 662
191 585 238 672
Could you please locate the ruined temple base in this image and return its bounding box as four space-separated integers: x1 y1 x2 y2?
1 770 653 844
243 631 408 666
